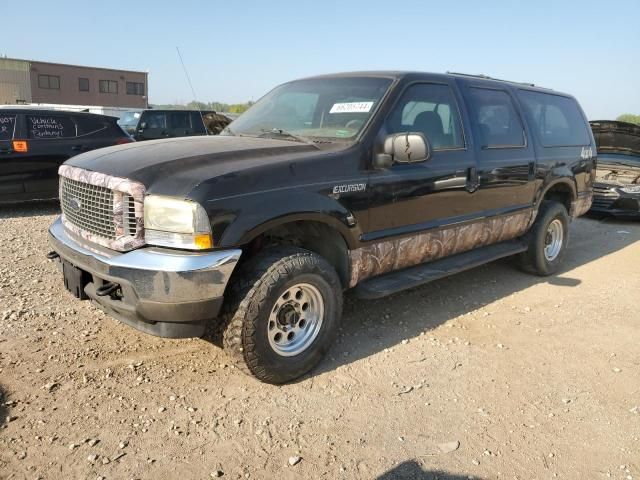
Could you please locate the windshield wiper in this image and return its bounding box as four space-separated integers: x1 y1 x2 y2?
258 128 319 147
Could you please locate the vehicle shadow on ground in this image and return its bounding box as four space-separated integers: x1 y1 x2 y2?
377 461 480 479
306 217 640 378
0 385 9 427
0 200 60 220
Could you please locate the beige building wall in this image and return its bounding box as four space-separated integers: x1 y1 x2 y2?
0 58 32 104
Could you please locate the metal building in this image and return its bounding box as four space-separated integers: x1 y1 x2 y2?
0 57 148 109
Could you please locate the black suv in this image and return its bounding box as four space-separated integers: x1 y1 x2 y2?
118 109 231 141
48 72 595 383
0 109 132 202
589 120 640 217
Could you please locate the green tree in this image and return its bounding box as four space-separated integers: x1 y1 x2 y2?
228 102 253 114
616 114 640 125
186 100 209 111
149 100 253 114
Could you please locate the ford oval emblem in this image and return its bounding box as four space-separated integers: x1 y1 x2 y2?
69 197 82 212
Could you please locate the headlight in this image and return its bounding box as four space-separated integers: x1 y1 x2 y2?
620 185 640 194
144 195 213 249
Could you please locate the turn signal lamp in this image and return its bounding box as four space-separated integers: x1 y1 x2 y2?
13 140 28 152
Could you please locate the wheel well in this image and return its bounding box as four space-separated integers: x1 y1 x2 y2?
542 183 573 213
244 221 350 288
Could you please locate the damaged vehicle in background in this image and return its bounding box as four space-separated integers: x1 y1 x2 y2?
589 120 640 217
118 110 232 141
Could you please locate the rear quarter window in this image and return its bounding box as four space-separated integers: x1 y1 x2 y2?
518 91 590 147
75 115 109 136
27 115 77 139
0 114 16 141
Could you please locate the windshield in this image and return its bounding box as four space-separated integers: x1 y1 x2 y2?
224 77 393 141
118 111 141 127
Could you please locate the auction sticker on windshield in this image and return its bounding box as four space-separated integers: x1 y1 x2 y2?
330 102 374 114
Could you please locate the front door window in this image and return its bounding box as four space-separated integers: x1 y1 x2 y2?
386 83 465 150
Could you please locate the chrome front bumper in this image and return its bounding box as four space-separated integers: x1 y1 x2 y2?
48 217 242 338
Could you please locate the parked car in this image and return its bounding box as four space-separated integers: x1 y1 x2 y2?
47 72 595 383
589 120 640 217
0 109 132 203
118 109 231 141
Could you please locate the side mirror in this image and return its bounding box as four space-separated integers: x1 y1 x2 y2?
373 133 431 169
139 122 147 130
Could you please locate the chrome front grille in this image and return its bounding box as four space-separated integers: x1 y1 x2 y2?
592 184 619 210
593 185 619 197
123 194 138 236
60 177 116 239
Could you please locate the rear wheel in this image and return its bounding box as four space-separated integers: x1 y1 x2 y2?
518 201 570 276
221 247 342 384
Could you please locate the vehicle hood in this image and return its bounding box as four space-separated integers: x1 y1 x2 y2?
65 135 330 197
591 120 640 157
595 157 640 186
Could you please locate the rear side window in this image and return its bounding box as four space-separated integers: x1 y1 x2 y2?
518 90 590 147
170 112 191 129
75 116 109 136
27 115 76 139
467 87 525 148
0 115 16 141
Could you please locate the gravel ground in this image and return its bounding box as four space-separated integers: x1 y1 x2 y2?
0 202 639 480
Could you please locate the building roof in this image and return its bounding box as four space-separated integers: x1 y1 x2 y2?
2 57 146 75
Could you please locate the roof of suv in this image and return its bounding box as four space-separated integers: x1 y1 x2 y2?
300 71 566 96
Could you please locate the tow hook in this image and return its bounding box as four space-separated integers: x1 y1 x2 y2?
95 282 120 297
46 251 60 260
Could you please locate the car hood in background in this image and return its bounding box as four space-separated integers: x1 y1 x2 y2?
591 120 640 157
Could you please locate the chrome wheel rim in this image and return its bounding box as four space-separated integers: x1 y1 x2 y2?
544 219 564 261
267 283 324 357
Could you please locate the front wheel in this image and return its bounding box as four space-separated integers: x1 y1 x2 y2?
517 201 570 276
221 247 343 384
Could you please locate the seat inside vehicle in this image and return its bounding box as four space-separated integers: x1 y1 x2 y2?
412 111 445 148
386 85 462 150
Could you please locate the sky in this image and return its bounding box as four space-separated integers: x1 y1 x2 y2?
4 0 639 119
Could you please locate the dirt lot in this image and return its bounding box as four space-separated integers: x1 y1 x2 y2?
0 203 638 480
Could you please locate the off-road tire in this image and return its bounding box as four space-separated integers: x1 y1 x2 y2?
220 247 342 384
518 201 570 276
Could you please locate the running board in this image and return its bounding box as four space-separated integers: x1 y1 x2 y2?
354 240 528 300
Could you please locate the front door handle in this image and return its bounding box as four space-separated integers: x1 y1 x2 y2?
71 145 86 151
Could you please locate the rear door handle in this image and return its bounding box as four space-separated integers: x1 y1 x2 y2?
71 145 85 151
